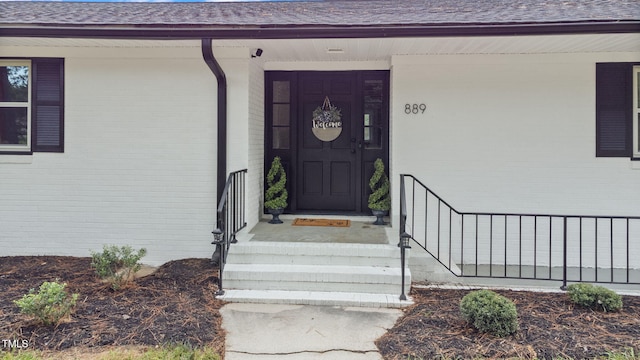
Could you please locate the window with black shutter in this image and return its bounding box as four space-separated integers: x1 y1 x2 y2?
32 58 64 153
595 62 637 158
0 58 64 154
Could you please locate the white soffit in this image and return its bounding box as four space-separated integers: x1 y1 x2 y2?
1 33 639 61
225 34 640 61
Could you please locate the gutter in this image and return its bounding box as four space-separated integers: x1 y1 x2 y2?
2 21 640 40
201 38 227 205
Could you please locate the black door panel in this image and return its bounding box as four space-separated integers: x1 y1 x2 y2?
297 75 356 211
265 71 389 214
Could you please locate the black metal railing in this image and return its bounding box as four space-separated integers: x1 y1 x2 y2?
400 174 640 290
398 176 412 301
212 169 247 296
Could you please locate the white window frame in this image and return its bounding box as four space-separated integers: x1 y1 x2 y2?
634 66 640 159
0 60 31 153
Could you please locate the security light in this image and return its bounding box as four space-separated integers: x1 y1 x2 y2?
251 48 263 58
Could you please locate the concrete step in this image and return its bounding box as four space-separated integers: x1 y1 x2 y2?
223 263 410 294
226 241 400 267
220 240 412 307
217 289 413 308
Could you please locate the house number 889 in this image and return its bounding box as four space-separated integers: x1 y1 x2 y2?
405 104 426 114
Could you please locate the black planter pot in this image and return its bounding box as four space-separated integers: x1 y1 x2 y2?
371 209 388 225
267 208 284 224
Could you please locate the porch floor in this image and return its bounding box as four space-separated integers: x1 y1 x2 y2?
249 215 391 244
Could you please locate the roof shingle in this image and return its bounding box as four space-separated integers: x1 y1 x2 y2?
1 0 639 27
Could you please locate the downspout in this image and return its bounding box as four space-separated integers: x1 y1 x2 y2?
201 38 227 205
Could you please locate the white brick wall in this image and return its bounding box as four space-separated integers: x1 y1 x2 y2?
0 43 218 265
2 40 639 271
247 59 265 229
391 52 640 268
212 47 263 232
391 52 640 217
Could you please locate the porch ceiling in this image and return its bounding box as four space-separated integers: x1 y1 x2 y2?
2 33 639 61
218 34 640 62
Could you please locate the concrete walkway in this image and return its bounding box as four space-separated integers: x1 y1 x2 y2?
221 303 402 359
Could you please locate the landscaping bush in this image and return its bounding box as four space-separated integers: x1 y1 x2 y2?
91 245 147 290
264 156 288 210
567 283 623 312
14 280 79 326
367 158 391 211
460 289 519 337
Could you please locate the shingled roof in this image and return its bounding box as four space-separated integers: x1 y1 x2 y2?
1 0 639 39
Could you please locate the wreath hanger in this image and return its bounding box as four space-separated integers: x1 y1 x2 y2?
321 96 332 112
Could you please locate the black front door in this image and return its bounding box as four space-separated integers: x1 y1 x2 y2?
265 71 389 214
297 73 357 211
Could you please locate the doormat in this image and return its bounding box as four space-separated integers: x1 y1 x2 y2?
292 218 351 227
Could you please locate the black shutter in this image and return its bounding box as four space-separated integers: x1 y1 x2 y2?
595 63 632 157
32 58 64 152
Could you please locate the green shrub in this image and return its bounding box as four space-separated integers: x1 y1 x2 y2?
368 158 391 211
567 283 623 312
264 156 288 210
460 289 519 337
91 245 147 290
13 281 79 326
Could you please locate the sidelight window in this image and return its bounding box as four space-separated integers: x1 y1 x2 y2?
272 81 290 149
363 80 383 149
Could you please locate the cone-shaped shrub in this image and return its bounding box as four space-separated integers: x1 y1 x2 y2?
368 158 390 211
265 156 288 210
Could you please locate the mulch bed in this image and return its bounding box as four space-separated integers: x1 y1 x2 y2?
0 256 225 355
3 257 640 359
377 287 640 360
